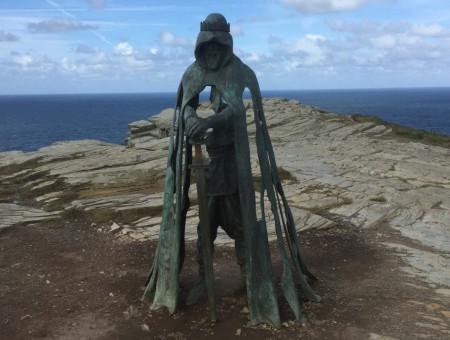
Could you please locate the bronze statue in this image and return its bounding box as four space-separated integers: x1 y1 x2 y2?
142 13 321 327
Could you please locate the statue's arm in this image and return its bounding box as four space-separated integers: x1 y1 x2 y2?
185 102 233 138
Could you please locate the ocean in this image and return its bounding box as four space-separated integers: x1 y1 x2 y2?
0 87 449 153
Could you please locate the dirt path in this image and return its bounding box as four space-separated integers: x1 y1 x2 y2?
1 220 449 339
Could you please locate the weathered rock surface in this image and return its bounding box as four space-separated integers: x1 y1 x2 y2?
1 98 449 299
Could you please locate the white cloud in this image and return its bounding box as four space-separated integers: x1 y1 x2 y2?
412 23 448 37
87 51 109 65
371 34 396 49
113 42 134 56
244 15 450 88
231 24 244 37
286 34 327 66
119 55 154 71
280 0 369 14
9 53 54 73
13 54 33 70
159 31 191 47
60 53 110 75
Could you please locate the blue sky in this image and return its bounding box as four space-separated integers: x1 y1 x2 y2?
1 0 449 94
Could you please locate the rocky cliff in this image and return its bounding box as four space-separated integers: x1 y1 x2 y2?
1 98 449 299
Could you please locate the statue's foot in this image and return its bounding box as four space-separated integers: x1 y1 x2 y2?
186 277 206 305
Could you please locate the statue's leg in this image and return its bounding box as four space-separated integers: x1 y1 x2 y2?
219 193 246 286
187 196 219 305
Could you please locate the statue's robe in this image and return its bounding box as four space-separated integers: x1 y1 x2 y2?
142 54 321 327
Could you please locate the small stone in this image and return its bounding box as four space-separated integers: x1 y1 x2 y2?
110 222 121 232
235 328 241 336
109 292 115 297
141 324 150 332
425 303 442 311
282 321 289 328
240 306 249 314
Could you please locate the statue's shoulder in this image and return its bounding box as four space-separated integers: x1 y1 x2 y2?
181 62 203 84
228 56 257 81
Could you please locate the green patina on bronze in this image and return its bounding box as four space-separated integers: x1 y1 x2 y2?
142 13 321 327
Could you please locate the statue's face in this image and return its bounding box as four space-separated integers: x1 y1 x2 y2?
204 42 224 71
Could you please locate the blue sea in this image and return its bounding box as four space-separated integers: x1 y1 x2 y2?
0 87 449 153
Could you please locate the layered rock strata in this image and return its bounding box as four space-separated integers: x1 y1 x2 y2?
1 98 449 297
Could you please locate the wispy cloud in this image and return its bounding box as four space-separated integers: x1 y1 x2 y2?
44 0 113 46
76 43 96 54
46 0 76 19
0 31 20 42
28 18 98 33
279 0 369 14
89 0 107 9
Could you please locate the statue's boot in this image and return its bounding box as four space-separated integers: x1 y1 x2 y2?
186 273 206 305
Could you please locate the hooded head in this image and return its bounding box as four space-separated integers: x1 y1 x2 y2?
194 13 233 70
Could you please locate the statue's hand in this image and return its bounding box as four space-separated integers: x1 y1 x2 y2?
185 116 208 139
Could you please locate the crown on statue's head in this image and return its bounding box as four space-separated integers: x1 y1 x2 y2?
200 13 230 32
200 21 230 32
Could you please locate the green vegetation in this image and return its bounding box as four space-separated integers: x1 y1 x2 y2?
0 157 44 177
89 209 116 224
307 195 353 216
252 166 298 192
340 196 353 205
351 114 450 148
61 206 84 220
277 166 298 183
370 196 387 203
88 206 163 224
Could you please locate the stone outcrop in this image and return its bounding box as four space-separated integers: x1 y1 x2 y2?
1 98 449 297
125 108 173 149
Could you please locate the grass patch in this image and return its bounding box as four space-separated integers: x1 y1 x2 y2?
89 209 116 224
119 206 163 224
87 206 163 224
308 204 340 216
0 157 45 177
253 166 298 191
301 183 330 195
61 206 84 220
370 196 387 203
340 196 353 205
277 166 298 183
307 196 352 216
351 114 450 148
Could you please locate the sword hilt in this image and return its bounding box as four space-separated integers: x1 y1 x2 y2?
193 143 209 166
194 144 203 164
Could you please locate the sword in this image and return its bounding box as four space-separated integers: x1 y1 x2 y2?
191 142 216 322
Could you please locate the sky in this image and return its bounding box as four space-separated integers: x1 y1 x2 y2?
0 0 449 94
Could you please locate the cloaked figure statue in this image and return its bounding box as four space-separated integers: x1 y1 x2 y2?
142 13 321 327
